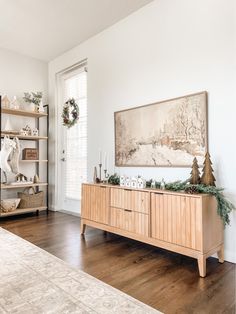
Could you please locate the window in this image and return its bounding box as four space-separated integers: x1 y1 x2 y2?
63 69 87 200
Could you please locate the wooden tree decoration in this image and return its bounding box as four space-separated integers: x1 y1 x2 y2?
201 152 216 186
190 157 201 184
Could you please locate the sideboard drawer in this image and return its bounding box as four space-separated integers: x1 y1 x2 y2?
110 207 149 236
110 188 149 214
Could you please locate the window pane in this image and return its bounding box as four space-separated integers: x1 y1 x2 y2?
64 70 87 200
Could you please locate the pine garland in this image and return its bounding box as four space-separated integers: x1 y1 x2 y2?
109 176 235 227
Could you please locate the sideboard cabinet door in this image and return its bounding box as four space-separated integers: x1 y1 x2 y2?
81 185 110 225
151 193 202 251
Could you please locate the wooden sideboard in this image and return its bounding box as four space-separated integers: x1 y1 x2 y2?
81 183 224 277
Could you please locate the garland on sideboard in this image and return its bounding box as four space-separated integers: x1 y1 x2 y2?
108 174 235 227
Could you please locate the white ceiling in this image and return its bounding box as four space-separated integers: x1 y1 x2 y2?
0 0 153 62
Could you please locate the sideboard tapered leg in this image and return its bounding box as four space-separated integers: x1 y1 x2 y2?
81 220 86 235
217 245 224 263
197 255 206 277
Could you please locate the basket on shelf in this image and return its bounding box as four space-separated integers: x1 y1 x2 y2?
18 187 44 209
0 198 21 213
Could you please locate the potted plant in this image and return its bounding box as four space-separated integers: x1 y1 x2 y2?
23 92 43 112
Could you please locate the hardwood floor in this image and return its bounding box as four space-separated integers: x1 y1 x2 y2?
0 211 235 314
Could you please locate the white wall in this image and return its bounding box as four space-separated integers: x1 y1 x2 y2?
0 48 48 196
49 0 236 262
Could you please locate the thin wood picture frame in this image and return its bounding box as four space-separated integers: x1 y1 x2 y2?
114 91 208 167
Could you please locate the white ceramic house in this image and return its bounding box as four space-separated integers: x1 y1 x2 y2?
120 175 126 187
137 177 146 189
125 177 131 187
131 177 138 188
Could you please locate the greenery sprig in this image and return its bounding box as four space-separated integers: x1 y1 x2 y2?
108 173 120 185
23 92 43 106
108 175 235 227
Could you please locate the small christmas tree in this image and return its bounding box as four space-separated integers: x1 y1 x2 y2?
190 157 201 184
201 152 216 186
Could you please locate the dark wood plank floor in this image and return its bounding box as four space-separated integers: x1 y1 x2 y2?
0 211 235 314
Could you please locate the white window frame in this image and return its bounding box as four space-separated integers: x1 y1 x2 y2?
54 60 87 212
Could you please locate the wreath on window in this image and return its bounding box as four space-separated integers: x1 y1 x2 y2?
62 98 79 128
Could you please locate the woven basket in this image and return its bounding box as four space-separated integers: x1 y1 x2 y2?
18 187 44 209
0 199 21 213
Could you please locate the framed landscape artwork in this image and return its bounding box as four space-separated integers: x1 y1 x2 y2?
115 91 208 167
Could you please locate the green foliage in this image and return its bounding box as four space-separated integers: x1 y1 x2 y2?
23 92 43 106
108 173 120 185
188 184 235 227
62 98 79 128
161 181 235 227
165 180 189 191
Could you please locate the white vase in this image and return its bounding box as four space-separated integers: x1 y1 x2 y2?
28 102 36 112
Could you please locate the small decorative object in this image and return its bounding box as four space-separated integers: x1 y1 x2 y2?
131 177 138 188
31 128 39 136
151 179 156 189
10 96 20 110
120 175 126 187
9 137 21 174
104 169 109 182
98 149 102 182
20 129 28 136
108 173 120 185
3 117 14 133
33 174 40 183
0 198 21 213
137 176 146 189
20 125 31 136
103 152 109 182
15 173 27 183
25 125 31 135
37 100 44 113
201 152 216 186
62 98 79 128
22 148 39 160
125 177 131 187
160 178 165 190
0 136 16 174
190 157 201 184
93 166 98 183
23 92 43 112
2 95 10 108
18 187 44 209
185 185 199 194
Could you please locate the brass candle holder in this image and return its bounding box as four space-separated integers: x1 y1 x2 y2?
104 169 109 183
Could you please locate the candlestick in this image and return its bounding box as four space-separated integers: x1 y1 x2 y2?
99 163 102 181
104 169 109 182
104 152 107 169
99 149 102 164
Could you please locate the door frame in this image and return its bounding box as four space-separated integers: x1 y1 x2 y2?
54 59 87 213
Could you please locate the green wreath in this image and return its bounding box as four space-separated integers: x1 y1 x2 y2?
62 98 79 128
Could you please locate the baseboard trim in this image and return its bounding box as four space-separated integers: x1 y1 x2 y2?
58 210 81 217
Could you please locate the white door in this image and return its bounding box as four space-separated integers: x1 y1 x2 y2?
59 66 87 214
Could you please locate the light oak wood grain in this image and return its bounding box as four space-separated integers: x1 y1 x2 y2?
81 183 224 277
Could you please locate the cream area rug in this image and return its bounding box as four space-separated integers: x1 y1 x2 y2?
0 228 161 314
